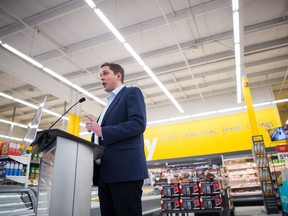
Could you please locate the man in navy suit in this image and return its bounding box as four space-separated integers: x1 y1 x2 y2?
85 62 148 216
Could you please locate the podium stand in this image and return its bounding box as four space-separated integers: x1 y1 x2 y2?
31 129 104 216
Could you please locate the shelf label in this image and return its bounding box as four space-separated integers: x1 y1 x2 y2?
277 152 288 161
252 135 263 142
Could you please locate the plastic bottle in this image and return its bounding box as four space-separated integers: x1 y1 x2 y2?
18 164 23 176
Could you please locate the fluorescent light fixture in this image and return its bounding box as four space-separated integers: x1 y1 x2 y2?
2 42 106 106
0 118 26 128
231 0 242 104
93 8 126 43
272 98 288 104
191 111 217 117
85 0 96 8
2 43 43 69
123 43 145 66
236 66 241 104
0 92 14 100
232 13 240 43
286 119 288 125
43 109 62 118
234 44 241 66
71 84 106 106
169 115 191 121
13 98 38 109
147 119 169 125
0 134 23 142
253 102 271 107
43 67 73 86
143 66 184 113
217 106 242 113
232 0 239 11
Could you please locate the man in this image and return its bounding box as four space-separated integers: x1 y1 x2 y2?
85 62 148 216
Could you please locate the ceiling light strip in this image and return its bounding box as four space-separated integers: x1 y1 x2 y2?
0 134 23 142
85 0 184 113
232 0 243 104
0 42 106 106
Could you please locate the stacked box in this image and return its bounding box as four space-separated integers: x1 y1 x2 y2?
161 183 180 197
181 196 201 210
161 197 181 210
180 182 199 195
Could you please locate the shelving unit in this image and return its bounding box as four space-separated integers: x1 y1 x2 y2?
269 154 287 206
252 135 279 214
0 154 31 188
223 157 262 206
155 157 233 216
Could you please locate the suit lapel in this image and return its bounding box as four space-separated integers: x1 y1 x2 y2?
101 86 126 126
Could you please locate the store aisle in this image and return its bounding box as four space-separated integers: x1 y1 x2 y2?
234 206 282 216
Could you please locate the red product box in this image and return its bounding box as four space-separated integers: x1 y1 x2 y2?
181 196 201 210
202 197 215 209
161 184 180 197
161 197 181 211
1 142 19 156
214 195 222 208
213 180 220 192
201 182 214 194
180 182 199 195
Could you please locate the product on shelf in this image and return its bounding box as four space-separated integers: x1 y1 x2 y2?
181 196 201 210
159 163 228 213
161 197 181 210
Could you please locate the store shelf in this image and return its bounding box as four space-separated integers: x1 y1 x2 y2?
3 175 27 184
0 154 31 187
224 156 262 206
0 155 30 165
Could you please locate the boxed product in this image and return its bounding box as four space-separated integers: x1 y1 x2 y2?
181 196 201 210
161 184 180 197
0 142 19 156
161 197 181 210
201 182 214 194
0 160 8 177
213 180 221 192
201 196 222 209
180 182 199 195
202 197 215 209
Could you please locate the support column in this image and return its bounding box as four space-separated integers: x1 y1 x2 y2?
242 77 259 136
67 113 80 136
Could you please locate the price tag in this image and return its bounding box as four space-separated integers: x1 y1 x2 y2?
277 152 288 161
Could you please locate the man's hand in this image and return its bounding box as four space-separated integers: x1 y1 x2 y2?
85 115 102 137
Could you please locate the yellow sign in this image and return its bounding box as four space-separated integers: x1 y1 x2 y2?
252 135 263 142
144 107 280 161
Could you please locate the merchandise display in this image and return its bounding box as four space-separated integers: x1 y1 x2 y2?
0 154 31 188
223 156 262 205
155 162 233 215
252 135 279 214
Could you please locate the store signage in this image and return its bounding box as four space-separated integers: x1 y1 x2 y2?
277 152 288 161
276 144 288 153
144 107 281 160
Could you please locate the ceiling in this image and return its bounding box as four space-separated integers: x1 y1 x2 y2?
0 0 287 138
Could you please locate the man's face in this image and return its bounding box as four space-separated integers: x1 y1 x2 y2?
99 66 121 92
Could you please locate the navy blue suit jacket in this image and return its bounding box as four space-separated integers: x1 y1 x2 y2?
93 86 148 184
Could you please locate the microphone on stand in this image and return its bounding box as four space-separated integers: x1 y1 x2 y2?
49 97 86 129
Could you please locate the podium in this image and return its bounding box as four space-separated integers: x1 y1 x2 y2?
31 129 104 216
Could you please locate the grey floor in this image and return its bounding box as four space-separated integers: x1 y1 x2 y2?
156 206 283 216
234 206 282 216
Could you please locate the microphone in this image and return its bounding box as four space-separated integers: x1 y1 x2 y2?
49 97 86 129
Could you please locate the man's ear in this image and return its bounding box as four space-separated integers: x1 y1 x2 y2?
117 72 122 80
